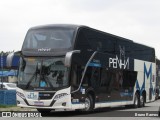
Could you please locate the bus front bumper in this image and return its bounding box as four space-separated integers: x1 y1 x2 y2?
16 87 85 110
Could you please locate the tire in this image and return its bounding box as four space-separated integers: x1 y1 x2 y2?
140 94 145 107
37 109 52 113
156 92 159 100
83 94 94 112
134 93 140 108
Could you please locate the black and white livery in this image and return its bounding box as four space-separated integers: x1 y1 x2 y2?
8 24 156 112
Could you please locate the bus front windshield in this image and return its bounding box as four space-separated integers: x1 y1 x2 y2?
18 57 69 91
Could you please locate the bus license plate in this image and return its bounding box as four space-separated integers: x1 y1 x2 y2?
34 101 44 106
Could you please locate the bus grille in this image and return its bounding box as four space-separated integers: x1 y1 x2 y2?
38 92 55 100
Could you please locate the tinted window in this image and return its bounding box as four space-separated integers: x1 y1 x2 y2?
75 28 116 53
122 71 137 88
23 28 75 50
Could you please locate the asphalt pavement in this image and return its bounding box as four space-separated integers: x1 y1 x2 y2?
0 99 160 120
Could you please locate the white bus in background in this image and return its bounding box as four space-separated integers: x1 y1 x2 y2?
7 24 156 113
156 59 160 99
0 82 16 90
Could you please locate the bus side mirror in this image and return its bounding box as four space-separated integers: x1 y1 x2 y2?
65 50 80 67
6 51 21 68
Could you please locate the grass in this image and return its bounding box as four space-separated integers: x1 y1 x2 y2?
0 104 17 108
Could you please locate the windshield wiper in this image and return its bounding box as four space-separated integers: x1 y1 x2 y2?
25 63 38 89
25 71 36 89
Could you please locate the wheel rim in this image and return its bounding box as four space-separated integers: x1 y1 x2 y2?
135 95 138 106
140 96 144 106
85 97 91 111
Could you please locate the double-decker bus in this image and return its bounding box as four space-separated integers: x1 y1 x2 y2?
7 24 156 112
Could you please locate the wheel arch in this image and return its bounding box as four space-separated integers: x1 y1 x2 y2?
86 89 95 108
142 90 146 102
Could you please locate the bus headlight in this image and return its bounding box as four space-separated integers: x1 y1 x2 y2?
53 93 68 100
17 91 25 99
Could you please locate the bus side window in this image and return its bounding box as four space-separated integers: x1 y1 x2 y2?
90 68 100 90
113 71 123 90
71 65 83 88
122 71 137 89
82 67 92 87
107 72 115 92
100 69 113 93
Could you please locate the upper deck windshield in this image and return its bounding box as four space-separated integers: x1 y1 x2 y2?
22 27 75 56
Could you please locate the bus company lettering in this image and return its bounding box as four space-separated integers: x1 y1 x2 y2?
38 48 51 52
109 55 129 69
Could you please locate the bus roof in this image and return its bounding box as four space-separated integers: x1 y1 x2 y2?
26 24 154 56
29 24 82 30
29 24 154 49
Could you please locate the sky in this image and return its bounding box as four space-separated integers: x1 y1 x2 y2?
0 0 160 58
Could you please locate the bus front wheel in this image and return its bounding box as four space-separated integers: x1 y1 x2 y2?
83 94 94 112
